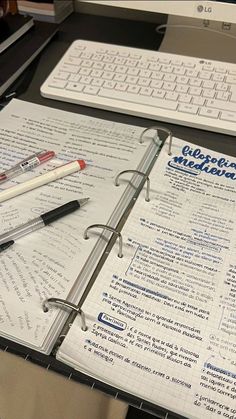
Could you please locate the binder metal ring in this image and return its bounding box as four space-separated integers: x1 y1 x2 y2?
84 224 123 258
115 170 150 202
139 126 173 155
43 298 87 331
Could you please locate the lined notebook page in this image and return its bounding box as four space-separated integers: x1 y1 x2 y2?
0 99 152 353
58 137 236 419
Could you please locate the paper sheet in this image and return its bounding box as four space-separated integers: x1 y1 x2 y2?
58 137 236 419
0 99 150 352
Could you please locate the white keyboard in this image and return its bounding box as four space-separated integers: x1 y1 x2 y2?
41 40 236 135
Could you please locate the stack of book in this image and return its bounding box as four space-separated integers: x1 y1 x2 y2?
0 14 34 53
17 0 73 23
0 11 58 99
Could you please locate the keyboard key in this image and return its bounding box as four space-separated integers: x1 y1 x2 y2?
81 60 93 68
216 91 230 101
84 86 100 95
189 87 202 96
163 82 175 91
92 79 104 87
165 92 178 101
212 73 225 82
178 104 198 114
60 64 78 73
199 107 220 118
202 80 215 89
230 86 236 102
140 87 153 96
137 61 149 69
152 89 165 98
65 57 82 66
93 62 105 70
98 88 178 109
189 78 202 87
114 73 127 82
91 70 103 78
150 80 163 89
178 94 191 103
103 71 114 80
139 69 151 78
79 68 92 76
54 72 70 80
176 84 188 94
103 80 116 89
220 111 236 122
151 71 163 80
215 82 229 91
66 82 84 92
80 76 92 84
192 96 205 106
126 76 138 84
206 99 236 112
48 80 67 89
173 67 186 75
127 67 140 76
80 52 92 59
115 83 128 91
176 76 189 85
103 55 115 63
226 75 236 84
163 73 176 82
116 65 127 74
138 78 150 87
103 63 115 71
68 74 81 82
202 89 215 98
127 85 140 94
199 71 211 80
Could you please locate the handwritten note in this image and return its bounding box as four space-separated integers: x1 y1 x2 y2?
0 99 150 353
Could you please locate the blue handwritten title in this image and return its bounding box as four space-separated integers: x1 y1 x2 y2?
168 145 236 180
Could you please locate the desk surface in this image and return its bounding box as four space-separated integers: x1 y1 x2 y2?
2 13 235 419
18 12 236 158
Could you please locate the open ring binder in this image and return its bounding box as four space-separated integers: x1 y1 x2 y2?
84 224 123 258
139 125 173 155
115 170 150 202
2 98 235 419
43 298 87 331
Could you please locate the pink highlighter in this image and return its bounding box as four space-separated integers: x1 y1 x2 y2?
0 150 55 183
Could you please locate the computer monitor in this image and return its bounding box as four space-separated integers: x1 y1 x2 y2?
77 0 236 24
76 0 236 62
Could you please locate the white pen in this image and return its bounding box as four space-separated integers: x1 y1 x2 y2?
0 160 86 203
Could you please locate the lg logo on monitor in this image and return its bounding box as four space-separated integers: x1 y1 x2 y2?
197 4 213 13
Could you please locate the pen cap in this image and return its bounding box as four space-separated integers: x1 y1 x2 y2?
51 160 86 179
37 151 55 163
77 160 86 170
41 200 81 225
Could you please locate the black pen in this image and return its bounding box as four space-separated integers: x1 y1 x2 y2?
0 240 14 252
0 198 89 246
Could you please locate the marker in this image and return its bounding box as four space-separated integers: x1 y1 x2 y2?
0 159 86 203
0 151 55 184
0 198 89 246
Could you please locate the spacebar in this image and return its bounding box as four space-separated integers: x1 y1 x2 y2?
98 88 178 110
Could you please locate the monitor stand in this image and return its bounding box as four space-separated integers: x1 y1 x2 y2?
159 15 236 63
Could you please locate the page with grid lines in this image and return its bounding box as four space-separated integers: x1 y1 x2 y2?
57 137 236 419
